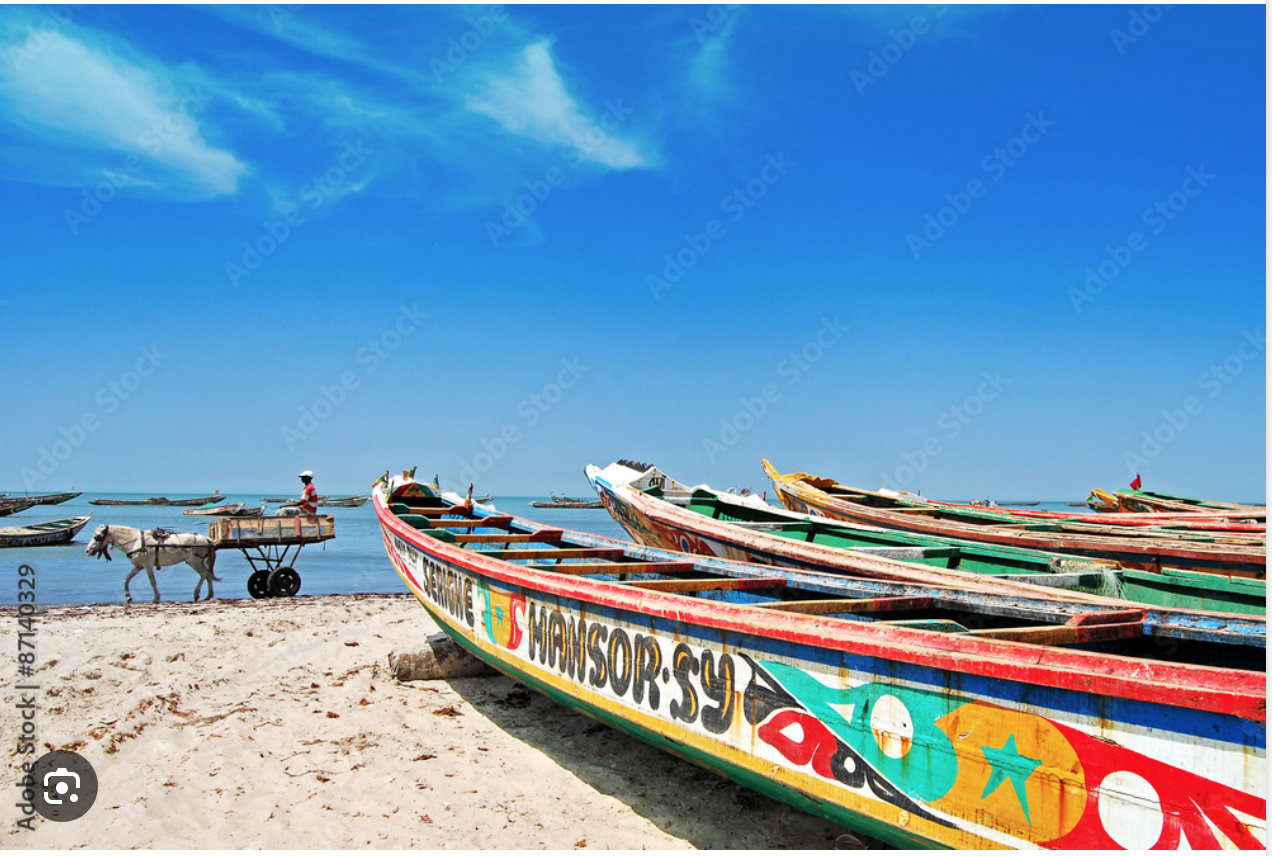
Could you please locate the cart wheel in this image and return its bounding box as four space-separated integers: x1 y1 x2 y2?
247 571 273 599
268 567 301 598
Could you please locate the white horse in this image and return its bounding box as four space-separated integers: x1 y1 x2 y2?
85 524 220 603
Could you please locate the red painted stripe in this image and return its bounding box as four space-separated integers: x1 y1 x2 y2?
376 496 1265 720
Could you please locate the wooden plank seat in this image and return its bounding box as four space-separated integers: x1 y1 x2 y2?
525 561 700 577
624 577 789 593
753 596 936 615
419 516 514 529
452 530 564 545
474 547 628 561
970 610 1146 646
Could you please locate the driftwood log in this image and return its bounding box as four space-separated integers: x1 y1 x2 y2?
388 633 498 681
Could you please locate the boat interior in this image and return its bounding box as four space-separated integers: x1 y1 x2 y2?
385 495 1265 673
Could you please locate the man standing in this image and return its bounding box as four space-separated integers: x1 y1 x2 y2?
298 470 319 515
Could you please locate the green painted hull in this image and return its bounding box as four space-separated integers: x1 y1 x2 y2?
674 491 1265 615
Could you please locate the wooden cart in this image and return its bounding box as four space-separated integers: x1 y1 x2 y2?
208 515 335 598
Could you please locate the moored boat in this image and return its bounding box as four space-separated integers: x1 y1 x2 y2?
763 462 1266 578
0 499 37 517
183 503 250 516
1111 488 1266 515
587 462 1266 616
23 491 83 506
90 494 226 507
0 515 92 547
374 470 1266 850
318 495 371 507
529 497 604 509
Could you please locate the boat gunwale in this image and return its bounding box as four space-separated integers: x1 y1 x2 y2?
762 461 1267 568
589 465 1266 626
375 490 1266 721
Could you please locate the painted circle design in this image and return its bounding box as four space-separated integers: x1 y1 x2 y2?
1098 770 1164 850
870 693 914 759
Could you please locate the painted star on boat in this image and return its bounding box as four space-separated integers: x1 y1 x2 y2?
981 734 1042 825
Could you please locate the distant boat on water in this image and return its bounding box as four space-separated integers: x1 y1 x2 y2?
1 491 83 506
0 499 37 517
530 493 604 509
0 515 92 548
262 495 371 507
89 493 226 507
183 503 265 517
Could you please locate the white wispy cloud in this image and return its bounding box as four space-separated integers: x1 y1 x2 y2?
464 41 649 170
0 14 248 196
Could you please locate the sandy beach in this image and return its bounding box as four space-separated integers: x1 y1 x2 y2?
2 593 856 849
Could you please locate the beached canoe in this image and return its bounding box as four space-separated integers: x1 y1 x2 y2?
1110 489 1265 515
0 515 92 547
374 471 1265 850
908 493 1264 532
764 463 1266 579
587 462 1266 616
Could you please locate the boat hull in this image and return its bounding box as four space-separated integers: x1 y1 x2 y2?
764 463 1265 579
375 488 1265 850
587 467 1266 616
0 516 91 547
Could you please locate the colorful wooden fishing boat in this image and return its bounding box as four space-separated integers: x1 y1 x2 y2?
0 499 37 518
529 497 604 508
182 503 264 517
374 470 1265 850
25 491 82 506
764 463 1266 579
587 463 1266 616
90 493 226 507
1111 489 1265 516
0 515 92 547
914 493 1264 533
318 495 372 507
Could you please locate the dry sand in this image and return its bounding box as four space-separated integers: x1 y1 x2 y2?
2 594 859 849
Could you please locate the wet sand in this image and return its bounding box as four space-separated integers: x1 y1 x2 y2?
2 594 857 849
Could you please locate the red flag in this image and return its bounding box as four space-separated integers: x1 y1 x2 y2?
1130 473 1142 490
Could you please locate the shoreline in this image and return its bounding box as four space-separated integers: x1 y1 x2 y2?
2 593 854 849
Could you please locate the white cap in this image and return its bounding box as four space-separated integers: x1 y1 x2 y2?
298 470 314 478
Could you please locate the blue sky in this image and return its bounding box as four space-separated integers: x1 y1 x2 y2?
1 3 1265 501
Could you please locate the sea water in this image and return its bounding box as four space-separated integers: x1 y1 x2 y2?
0 493 1087 607
0 493 627 607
